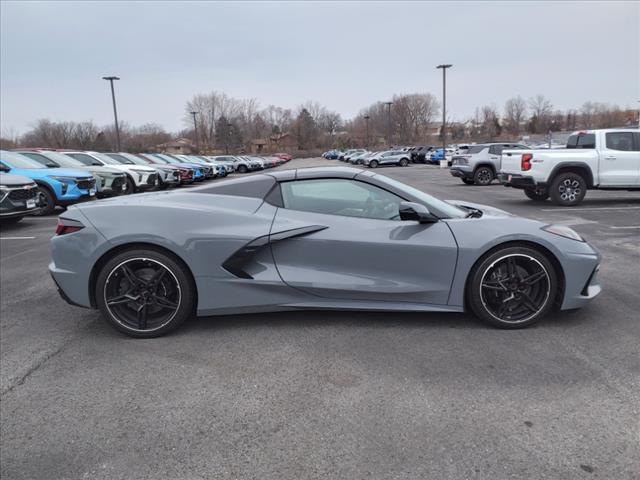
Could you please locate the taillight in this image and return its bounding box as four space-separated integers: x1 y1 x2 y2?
55 217 84 236
521 153 533 171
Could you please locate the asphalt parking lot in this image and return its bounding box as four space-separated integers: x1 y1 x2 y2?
1 158 639 479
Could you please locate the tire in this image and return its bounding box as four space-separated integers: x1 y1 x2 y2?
473 166 494 186
524 187 549 202
33 186 56 216
467 245 558 329
399 158 409 167
369 160 379 168
461 179 475 185
123 176 136 195
549 172 586 206
95 248 196 338
238 164 248 174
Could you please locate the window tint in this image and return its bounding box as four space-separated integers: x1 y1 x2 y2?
280 178 404 220
567 133 596 149
606 132 635 152
488 145 503 155
467 145 487 154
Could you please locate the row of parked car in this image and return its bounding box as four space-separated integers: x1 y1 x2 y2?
323 145 471 165
0 150 292 222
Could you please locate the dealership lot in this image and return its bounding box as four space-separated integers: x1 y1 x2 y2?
1 158 639 479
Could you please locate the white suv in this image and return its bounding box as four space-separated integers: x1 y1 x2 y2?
449 143 527 185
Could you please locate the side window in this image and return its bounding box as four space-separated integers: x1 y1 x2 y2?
280 179 404 220
577 134 596 149
634 133 640 152
606 132 635 152
488 145 503 155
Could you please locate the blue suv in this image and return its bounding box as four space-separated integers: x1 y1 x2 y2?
0 150 97 215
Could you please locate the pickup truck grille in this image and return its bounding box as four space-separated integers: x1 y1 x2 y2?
8 186 39 200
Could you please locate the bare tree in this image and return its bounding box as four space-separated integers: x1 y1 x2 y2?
528 94 553 132
503 96 527 134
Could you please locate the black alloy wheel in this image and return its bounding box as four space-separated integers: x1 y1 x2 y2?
34 187 55 216
96 249 195 337
473 167 494 186
468 247 557 328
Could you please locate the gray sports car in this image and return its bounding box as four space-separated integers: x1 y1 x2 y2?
50 166 601 338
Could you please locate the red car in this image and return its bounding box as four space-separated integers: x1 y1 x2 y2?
273 152 292 162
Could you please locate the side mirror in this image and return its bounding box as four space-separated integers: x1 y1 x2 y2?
399 201 438 223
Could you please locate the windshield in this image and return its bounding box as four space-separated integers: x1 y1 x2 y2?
90 152 122 165
157 154 180 164
376 174 467 219
105 153 135 164
64 152 103 166
23 151 84 169
120 153 150 165
0 151 46 169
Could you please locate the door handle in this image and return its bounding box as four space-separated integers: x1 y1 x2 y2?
604 156 616 160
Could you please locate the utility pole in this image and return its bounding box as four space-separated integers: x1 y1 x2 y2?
384 102 393 147
190 111 199 153
364 115 370 148
102 76 121 151
436 64 452 162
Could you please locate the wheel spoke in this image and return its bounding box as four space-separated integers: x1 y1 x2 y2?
147 267 166 287
120 265 141 285
106 293 139 306
482 280 507 291
506 257 517 278
520 293 540 314
152 295 178 310
520 270 546 286
137 304 148 329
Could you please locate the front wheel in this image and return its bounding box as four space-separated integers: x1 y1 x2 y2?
237 165 248 174
524 187 549 202
473 167 494 186
369 160 378 168
33 187 56 216
467 246 557 329
549 173 586 206
95 248 196 338
123 176 136 195
399 158 409 167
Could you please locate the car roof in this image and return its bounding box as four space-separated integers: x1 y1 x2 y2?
267 166 362 181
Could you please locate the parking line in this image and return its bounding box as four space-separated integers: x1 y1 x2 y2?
0 236 37 240
541 206 640 212
609 226 640 230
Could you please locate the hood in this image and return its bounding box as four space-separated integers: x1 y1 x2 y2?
84 165 125 175
0 173 37 187
113 164 156 172
44 167 94 179
445 199 515 218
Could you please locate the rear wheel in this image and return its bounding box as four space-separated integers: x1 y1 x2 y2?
524 186 549 202
550 172 586 206
34 186 55 216
369 160 379 168
473 167 494 186
461 178 475 185
95 248 196 338
399 158 409 167
238 164 248 174
467 246 557 329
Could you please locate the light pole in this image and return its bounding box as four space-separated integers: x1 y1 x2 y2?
102 76 121 151
436 64 452 161
226 123 232 154
190 111 199 153
384 102 393 147
364 115 370 148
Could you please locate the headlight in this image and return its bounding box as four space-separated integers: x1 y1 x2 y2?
49 176 76 184
541 224 585 242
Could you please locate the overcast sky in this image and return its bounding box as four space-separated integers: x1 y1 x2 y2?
1 1 638 134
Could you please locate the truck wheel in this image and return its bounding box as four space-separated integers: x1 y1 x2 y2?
550 173 586 206
524 187 549 202
473 167 494 185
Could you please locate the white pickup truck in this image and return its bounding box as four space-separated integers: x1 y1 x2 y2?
499 128 640 206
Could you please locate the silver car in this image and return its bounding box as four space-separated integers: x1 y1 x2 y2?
363 150 411 168
50 166 601 338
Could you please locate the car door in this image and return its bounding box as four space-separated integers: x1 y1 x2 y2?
599 131 640 186
268 177 458 305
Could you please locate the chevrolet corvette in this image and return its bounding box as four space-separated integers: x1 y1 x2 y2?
50 167 601 337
